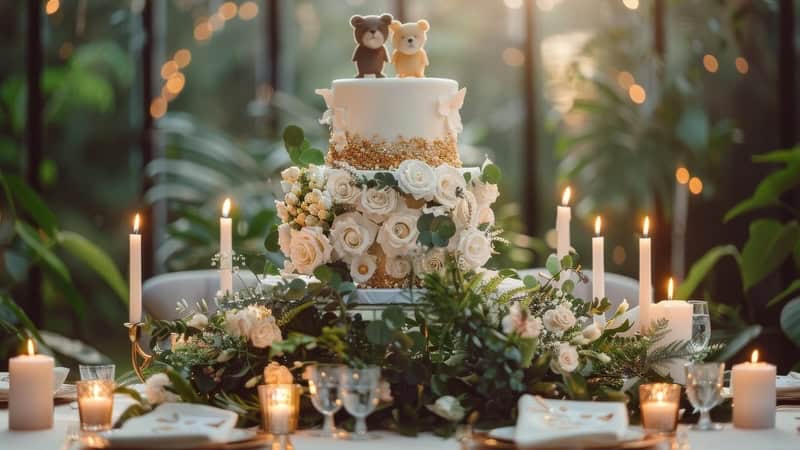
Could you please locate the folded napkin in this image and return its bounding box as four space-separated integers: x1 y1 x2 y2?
512 396 629 448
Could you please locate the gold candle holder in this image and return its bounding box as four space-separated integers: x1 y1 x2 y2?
125 322 153 383
77 380 114 432
639 383 681 436
258 384 301 450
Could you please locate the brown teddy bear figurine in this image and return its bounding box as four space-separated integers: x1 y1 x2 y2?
390 19 430 78
350 14 393 78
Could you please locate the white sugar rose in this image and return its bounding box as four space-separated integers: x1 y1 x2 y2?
145 373 179 405
186 313 208 330
397 160 436 201
385 256 412 279
275 201 289 222
329 212 378 261
277 223 292 255
377 209 421 256
556 342 580 373
349 254 378 283
426 396 465 422
326 169 361 204
359 187 398 222
307 164 325 189
501 302 542 338
582 322 602 343
224 308 254 338
456 228 492 270
250 314 282 349
281 166 300 184
452 190 478 230
415 248 447 276
477 206 495 226
543 303 577 335
471 179 500 208
434 165 467 208
288 226 333 275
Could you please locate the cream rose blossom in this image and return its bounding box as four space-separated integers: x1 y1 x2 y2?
434 165 467 208
543 304 577 335
582 323 602 343
501 303 542 338
277 223 292 255
359 187 398 222
397 160 436 201
452 190 478 230
250 314 282 349
329 212 378 261
326 169 361 204
350 254 378 283
556 342 580 373
288 226 333 275
377 209 421 256
145 373 179 405
456 228 492 270
471 179 499 208
224 308 254 338
477 206 495 226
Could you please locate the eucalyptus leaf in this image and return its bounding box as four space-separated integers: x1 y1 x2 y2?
298 147 324 166
264 224 280 252
545 254 560 276
283 125 304 148
480 163 502 184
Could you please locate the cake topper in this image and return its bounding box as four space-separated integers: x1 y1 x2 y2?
350 14 393 78
390 19 430 78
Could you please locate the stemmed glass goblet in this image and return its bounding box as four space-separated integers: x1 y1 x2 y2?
307 364 344 438
339 366 381 440
688 300 711 355
685 362 725 431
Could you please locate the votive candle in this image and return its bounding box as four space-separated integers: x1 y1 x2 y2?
639 383 680 435
77 380 114 432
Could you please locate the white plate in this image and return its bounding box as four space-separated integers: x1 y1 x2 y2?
489 426 645 448
0 368 72 400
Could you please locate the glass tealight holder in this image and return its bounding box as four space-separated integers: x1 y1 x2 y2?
258 384 300 450
79 364 116 381
76 380 114 432
639 383 681 436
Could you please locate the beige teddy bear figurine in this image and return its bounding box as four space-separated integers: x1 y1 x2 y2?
389 19 430 78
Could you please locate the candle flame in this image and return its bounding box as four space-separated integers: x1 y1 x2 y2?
751 349 759 363
594 216 602 235
133 213 140 234
655 391 665 402
561 187 571 206
91 382 101 398
26 339 35 356
643 216 650 237
667 277 674 300
222 198 231 217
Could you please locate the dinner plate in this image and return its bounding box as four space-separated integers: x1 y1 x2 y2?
479 427 661 450
80 429 269 450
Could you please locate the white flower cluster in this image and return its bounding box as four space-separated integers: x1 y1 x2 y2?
275 159 501 284
223 305 283 349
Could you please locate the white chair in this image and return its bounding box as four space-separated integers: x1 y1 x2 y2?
516 268 640 312
142 270 259 320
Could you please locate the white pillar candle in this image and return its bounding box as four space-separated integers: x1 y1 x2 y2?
650 279 692 383
8 340 54 430
220 198 233 295
555 187 571 259
129 213 142 324
732 350 776 429
638 216 652 333
592 216 605 325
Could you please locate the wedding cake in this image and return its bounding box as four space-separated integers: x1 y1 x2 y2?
274 15 501 288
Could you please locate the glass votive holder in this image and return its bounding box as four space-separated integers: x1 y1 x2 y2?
79 364 115 381
258 384 300 435
76 380 114 432
639 383 681 436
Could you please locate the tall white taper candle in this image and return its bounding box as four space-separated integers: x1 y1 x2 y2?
556 187 571 258
129 214 142 324
639 216 652 333
592 216 605 325
220 198 233 295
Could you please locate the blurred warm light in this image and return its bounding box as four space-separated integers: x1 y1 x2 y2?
667 277 674 300
675 167 690 184
239 1 259 20
219 1 238 20
703 54 719 73
622 0 639 9
504 0 523 8
544 229 557 250
174 49 192 68
502 48 525 67
166 73 186 94
194 21 212 41
628 84 646 104
642 216 650 237
209 13 226 31
612 245 626 265
45 0 60 15
735 56 749 74
161 86 177 102
58 42 74 60
689 177 703 195
149 97 167 119
594 216 602 236
160 61 179 80
616 71 635 89
536 0 560 11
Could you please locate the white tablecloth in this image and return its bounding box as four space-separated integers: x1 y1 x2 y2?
1 402 797 450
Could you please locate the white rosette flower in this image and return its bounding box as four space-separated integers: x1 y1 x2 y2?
426 396 465 422
224 308 254 339
186 313 208 330
397 159 436 201
477 206 495 227
145 373 180 405
277 223 292 255
470 179 500 208
329 212 378 262
582 322 602 343
434 165 467 208
452 190 478 230
307 164 326 189
326 169 361 205
288 226 333 275
281 166 300 185
359 187 398 222
377 208 421 257
543 303 577 335
385 256 412 279
456 228 492 270
349 254 378 284
555 342 580 373
250 314 282 349
415 248 447 276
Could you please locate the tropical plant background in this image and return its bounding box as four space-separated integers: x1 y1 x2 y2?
1 0 798 373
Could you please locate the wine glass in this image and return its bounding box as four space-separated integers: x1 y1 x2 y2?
685 362 725 431
688 300 711 354
307 364 344 438
339 366 381 440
